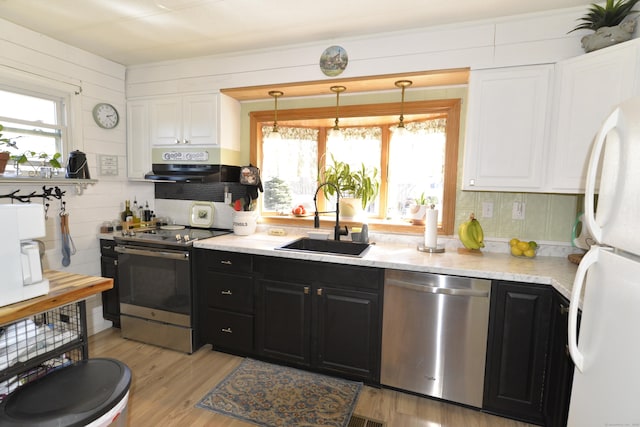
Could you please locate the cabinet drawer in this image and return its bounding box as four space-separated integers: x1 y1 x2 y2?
207 309 254 353
99 239 117 257
204 250 252 274
203 273 253 313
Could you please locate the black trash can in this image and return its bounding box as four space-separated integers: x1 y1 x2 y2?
0 358 131 427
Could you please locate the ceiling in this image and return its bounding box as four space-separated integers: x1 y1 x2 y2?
0 0 588 66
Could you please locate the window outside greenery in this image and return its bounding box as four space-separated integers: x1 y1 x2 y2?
261 119 447 224
0 87 65 174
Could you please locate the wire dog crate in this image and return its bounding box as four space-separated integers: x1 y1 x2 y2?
0 301 88 401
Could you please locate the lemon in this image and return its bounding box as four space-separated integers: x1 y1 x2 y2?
517 241 530 251
509 238 520 247
524 249 536 258
511 246 523 256
528 241 538 249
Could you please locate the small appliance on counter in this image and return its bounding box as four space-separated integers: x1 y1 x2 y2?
0 204 49 307
65 150 90 179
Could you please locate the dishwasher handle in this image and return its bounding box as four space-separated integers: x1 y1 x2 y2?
386 278 490 298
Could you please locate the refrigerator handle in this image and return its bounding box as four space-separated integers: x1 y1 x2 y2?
568 247 599 373
584 108 620 244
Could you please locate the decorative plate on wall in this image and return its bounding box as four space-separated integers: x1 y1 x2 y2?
190 201 215 228
319 45 348 77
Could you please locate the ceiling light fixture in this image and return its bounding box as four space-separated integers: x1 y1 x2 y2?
328 85 346 143
394 80 412 138
267 90 283 140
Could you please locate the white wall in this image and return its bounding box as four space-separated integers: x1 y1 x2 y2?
126 6 592 98
0 19 153 334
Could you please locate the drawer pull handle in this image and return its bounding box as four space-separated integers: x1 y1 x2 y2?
221 290 233 295
304 286 310 295
317 288 323 296
220 260 232 265
221 327 233 334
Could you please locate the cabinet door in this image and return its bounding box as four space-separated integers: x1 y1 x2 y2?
150 97 183 145
183 94 217 146
256 278 312 367
484 281 552 424
543 292 578 427
126 100 151 179
548 39 640 193
99 240 120 327
315 286 379 383
463 65 552 191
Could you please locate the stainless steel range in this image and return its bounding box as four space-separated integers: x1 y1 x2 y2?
114 226 230 353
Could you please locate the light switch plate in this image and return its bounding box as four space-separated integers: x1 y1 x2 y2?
512 202 526 220
482 202 493 218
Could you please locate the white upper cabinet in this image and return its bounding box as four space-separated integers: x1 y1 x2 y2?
126 100 151 180
547 39 640 193
463 39 640 193
150 94 218 146
462 65 553 191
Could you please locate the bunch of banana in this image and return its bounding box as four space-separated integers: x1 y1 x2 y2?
458 213 485 250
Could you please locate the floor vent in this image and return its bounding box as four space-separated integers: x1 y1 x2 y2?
348 414 386 427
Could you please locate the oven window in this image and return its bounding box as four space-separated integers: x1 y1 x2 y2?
118 251 191 315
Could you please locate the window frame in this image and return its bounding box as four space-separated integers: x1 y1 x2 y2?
0 68 80 174
250 99 461 235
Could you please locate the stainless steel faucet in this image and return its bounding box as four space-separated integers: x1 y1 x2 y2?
313 182 349 241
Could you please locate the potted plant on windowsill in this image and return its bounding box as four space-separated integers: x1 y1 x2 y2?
320 154 380 219
570 0 640 52
0 124 18 174
407 193 439 225
1 124 62 176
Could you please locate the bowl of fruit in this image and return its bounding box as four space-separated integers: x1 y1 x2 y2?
509 238 538 258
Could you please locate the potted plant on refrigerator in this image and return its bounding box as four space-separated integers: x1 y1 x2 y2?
570 0 640 52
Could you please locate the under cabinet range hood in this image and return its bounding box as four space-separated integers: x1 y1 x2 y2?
145 147 242 182
144 164 241 183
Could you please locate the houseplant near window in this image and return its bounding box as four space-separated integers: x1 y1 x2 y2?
320 154 380 218
570 0 640 52
0 124 19 174
0 124 62 175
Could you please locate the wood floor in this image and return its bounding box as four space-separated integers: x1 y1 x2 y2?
89 328 537 427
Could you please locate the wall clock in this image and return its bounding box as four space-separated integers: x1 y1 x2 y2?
92 103 119 129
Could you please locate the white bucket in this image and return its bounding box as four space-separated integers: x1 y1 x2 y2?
233 211 258 235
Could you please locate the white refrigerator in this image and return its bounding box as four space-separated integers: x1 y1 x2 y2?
567 96 640 426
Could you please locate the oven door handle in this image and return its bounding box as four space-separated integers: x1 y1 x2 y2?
115 246 189 261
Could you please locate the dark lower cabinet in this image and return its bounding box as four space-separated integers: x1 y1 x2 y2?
255 255 382 384
196 249 255 354
315 286 378 380
543 292 578 427
99 239 120 327
483 280 553 425
258 278 311 366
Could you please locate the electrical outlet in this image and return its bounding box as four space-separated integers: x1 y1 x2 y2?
482 202 493 218
512 202 526 220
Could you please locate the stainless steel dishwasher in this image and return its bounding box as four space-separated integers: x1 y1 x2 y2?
381 269 491 408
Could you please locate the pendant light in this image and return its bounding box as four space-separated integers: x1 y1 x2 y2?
394 80 412 138
267 90 283 141
328 85 346 143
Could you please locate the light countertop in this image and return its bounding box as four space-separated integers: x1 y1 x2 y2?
193 232 579 301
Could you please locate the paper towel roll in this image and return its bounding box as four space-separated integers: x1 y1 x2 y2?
424 208 438 248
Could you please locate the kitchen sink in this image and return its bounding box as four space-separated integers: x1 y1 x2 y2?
276 237 371 258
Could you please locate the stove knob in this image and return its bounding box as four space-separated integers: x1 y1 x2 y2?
184 235 190 242
175 234 182 241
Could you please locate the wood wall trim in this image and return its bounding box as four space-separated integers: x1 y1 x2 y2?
222 68 469 101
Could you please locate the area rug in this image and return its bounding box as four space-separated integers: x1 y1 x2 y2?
196 358 362 427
